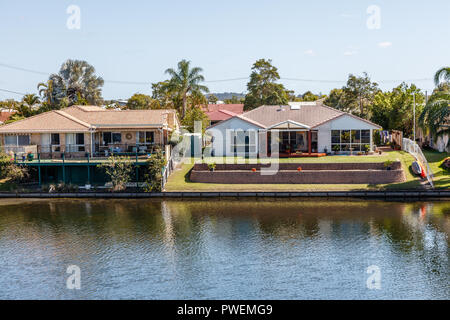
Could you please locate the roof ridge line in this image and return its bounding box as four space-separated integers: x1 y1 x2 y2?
55 110 93 129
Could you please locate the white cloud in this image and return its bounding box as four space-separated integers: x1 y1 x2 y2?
343 50 358 56
304 49 315 56
378 41 392 48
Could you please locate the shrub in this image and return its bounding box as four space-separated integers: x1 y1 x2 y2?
143 150 167 192
7 165 29 183
98 156 133 192
373 130 382 146
384 160 394 168
208 162 216 171
0 152 13 179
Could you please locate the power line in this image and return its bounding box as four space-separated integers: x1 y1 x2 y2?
0 88 27 96
0 61 434 86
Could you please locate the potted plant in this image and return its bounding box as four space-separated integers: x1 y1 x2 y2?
208 162 216 172
297 166 302 172
332 145 340 155
27 152 34 161
364 144 370 155
384 160 393 171
251 168 257 172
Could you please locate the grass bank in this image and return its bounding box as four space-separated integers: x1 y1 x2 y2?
164 151 428 192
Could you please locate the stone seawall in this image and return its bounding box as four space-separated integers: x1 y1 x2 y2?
190 162 405 184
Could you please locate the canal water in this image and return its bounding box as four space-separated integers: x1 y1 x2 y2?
0 199 448 299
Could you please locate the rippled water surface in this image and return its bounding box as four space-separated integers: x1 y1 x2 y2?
0 198 448 299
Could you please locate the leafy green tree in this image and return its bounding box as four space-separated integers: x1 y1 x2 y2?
207 94 218 104
371 83 424 137
299 91 323 101
181 106 210 133
165 60 209 117
327 73 379 118
419 67 450 139
144 149 167 192
224 95 244 104
244 59 289 110
126 93 153 110
324 88 344 109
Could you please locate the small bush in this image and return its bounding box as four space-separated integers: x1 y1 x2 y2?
98 156 133 192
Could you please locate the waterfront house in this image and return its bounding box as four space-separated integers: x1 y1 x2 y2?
206 102 381 157
0 105 180 158
202 104 244 126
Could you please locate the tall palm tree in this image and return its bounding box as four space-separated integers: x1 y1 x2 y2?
434 67 450 86
37 79 56 105
419 67 450 138
165 60 209 117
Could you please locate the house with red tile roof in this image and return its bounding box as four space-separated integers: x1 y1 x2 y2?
202 104 244 125
206 102 381 157
0 110 15 124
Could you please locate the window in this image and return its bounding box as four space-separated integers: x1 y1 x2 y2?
331 129 371 152
331 130 340 144
5 135 30 146
102 132 121 145
230 130 257 155
51 134 60 145
76 133 84 145
361 130 370 143
137 132 154 145
112 133 122 143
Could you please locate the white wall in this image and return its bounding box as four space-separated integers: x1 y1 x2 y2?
206 117 260 156
315 115 380 152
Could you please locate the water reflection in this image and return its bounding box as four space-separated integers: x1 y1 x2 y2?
0 199 448 299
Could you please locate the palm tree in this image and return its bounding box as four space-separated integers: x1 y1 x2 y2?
22 93 40 109
165 60 209 117
434 67 450 86
57 59 104 105
419 67 450 139
37 79 56 105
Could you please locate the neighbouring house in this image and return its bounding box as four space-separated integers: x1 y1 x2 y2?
0 109 15 124
206 102 381 157
0 105 180 158
202 104 244 126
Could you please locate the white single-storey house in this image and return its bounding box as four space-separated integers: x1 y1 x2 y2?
206 102 382 157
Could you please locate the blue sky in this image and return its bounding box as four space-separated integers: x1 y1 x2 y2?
0 0 449 100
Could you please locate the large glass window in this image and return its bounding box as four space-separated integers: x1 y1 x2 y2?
361 130 370 143
331 130 340 143
331 130 371 152
5 135 30 146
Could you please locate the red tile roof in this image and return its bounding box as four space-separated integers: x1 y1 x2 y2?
0 111 15 123
202 104 244 122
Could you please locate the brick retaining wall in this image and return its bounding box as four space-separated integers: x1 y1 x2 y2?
190 162 405 184
193 162 402 171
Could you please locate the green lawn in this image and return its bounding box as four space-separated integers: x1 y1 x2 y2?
423 149 450 189
164 151 431 192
